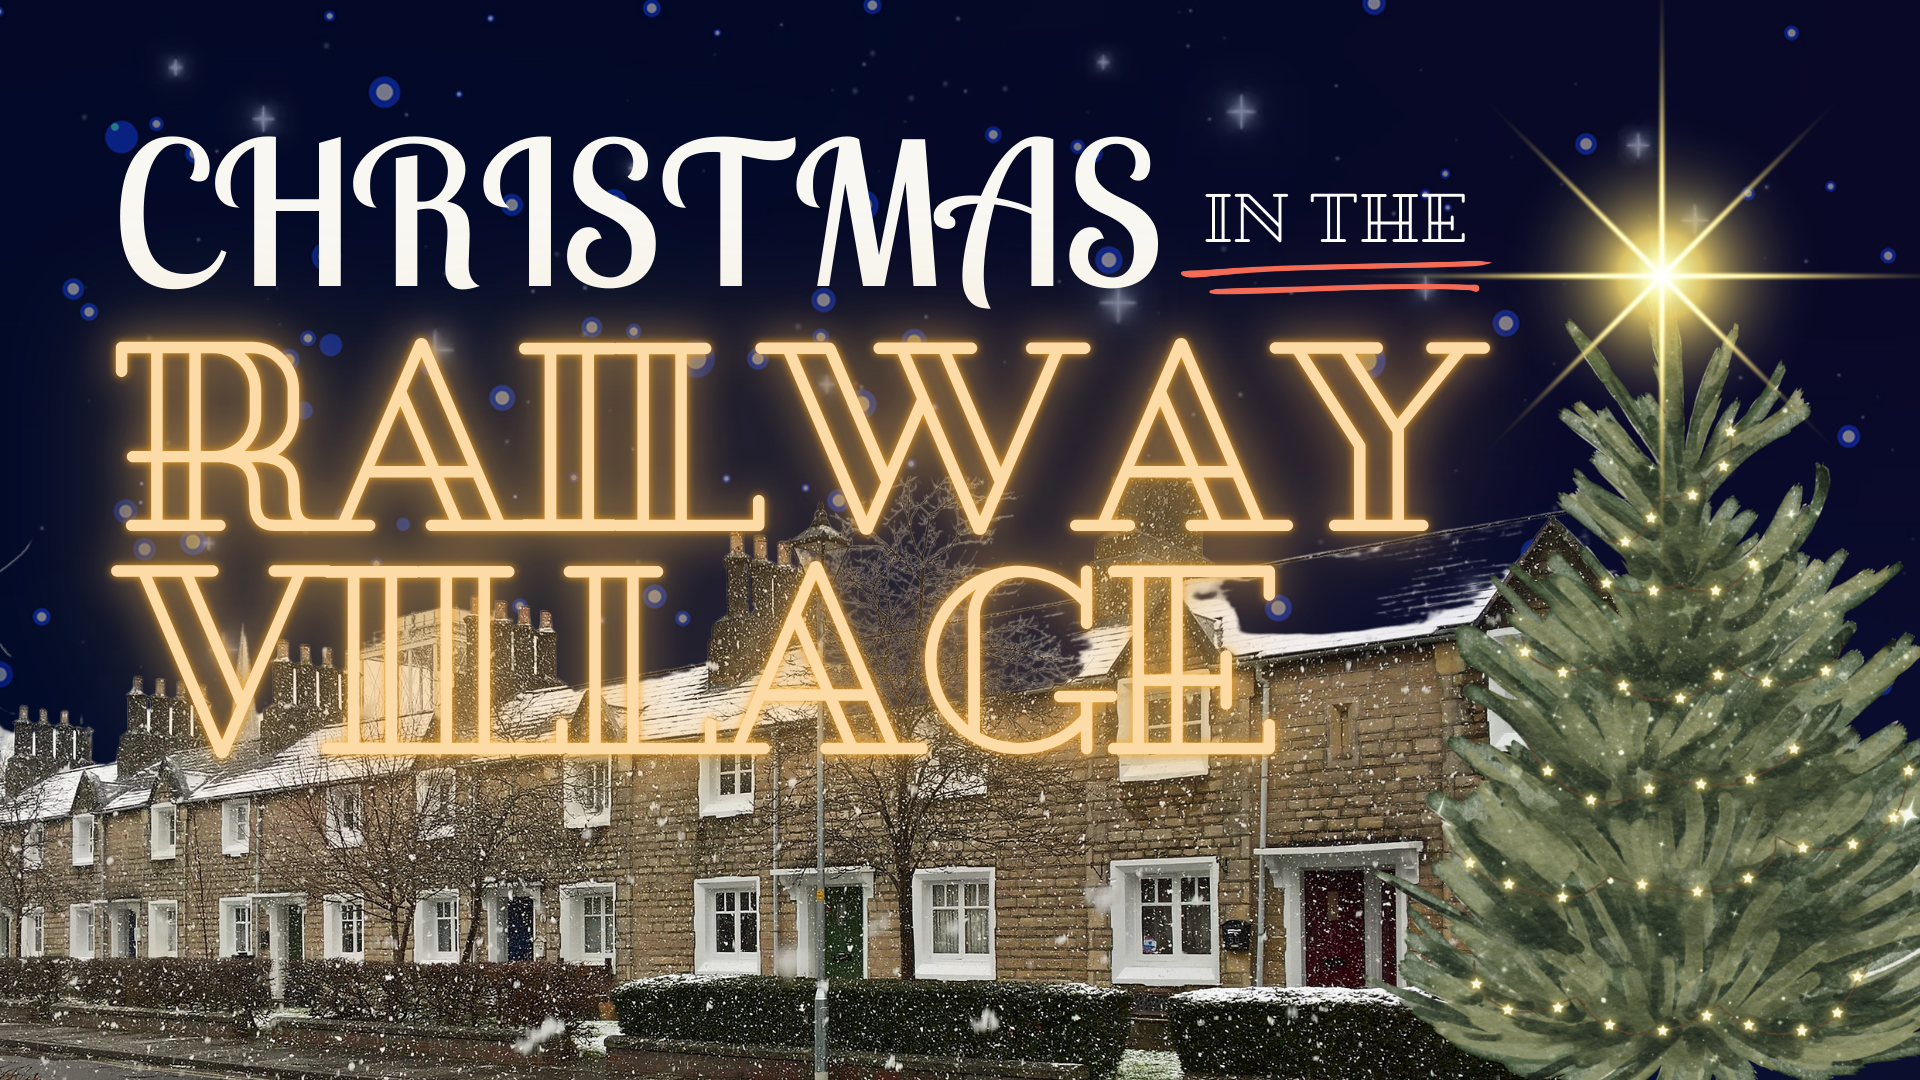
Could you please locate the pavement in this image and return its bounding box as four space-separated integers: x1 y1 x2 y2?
0 1023 607 1080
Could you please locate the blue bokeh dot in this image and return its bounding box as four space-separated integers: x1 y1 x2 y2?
607 189 627 201
490 385 516 411
857 389 876 416
1574 133 1597 156
644 0 660 14
721 473 731 484
1366 352 1386 378
626 323 642 338
502 193 524 216
324 10 335 21
310 245 320 268
582 316 603 337
801 483 811 493
813 329 829 342
0 661 12 688
864 0 880 11
828 490 849 512
688 351 716 378
513 598 529 615
1492 310 1519 337
1881 247 1897 265
1094 246 1125 275
811 287 837 312
148 117 164 132
1362 0 1384 13
33 608 50 627
284 349 300 367
61 278 84 300
300 330 317 346
1265 595 1293 622
180 532 208 556
1070 139 1085 154
643 584 668 609
397 518 411 532
902 329 927 342
748 350 768 370
104 121 138 154
1838 425 1862 448
368 77 402 108
1784 25 1800 41
114 499 139 523
301 401 314 420
674 611 691 627
320 333 343 356
1824 180 1837 192
985 126 1003 143
133 538 157 561
80 302 99 321
866 191 878 217
1742 188 1755 202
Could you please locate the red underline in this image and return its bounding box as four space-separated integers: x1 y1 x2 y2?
1210 283 1482 295
1183 259 1490 279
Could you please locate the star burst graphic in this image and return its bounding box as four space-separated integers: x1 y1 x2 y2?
1467 18 1909 443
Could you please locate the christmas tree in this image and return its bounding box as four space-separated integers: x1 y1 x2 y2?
1388 320 1920 1080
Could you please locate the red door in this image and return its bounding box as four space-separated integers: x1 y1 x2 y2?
1303 869 1367 987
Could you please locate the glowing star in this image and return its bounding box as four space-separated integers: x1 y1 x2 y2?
1269 340 1488 532
1696 778 1707 789
1558 668 1569 678
1745 774 1756 784
1658 1026 1669 1037
1552 1003 1564 1013
1503 879 1515 890
1619 680 1631 692
1601 578 1613 588
1798 843 1810 853
1713 670 1725 680
1636 880 1649 890
1519 646 1531 657
1749 558 1760 570
1645 512 1657 523
1710 586 1721 596
1464 858 1476 868
1604 1020 1616 1031
1789 743 1800 754
1687 490 1699 500
1503 1005 1515 1015
1853 972 1865 983
1692 886 1704 897
1648 585 1660 596
1702 1011 1713 1023
1098 290 1137 323
1797 1026 1808 1037
1542 765 1553 776
1586 794 1598 805
1821 666 1832 676
1906 764 1916 776
1471 978 1482 989
1742 873 1754 883
1557 892 1569 903
1644 783 1656 794
1848 839 1859 849
1674 692 1686 703
1761 676 1773 688
1833 1008 1844 1019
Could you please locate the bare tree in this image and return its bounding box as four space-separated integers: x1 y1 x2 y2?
279 761 439 961
438 761 571 962
0 781 63 958
817 481 1085 977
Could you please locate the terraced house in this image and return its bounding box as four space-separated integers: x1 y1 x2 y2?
0 497 1596 1000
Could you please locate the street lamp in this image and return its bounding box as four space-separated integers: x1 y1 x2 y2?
787 503 849 1080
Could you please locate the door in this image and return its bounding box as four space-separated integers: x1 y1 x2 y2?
1303 869 1366 987
823 885 864 978
284 904 304 961
506 897 536 961
119 908 138 957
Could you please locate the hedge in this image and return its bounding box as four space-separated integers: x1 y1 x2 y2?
285 959 611 1033
613 975 1131 1078
1166 987 1520 1080
0 958 270 1014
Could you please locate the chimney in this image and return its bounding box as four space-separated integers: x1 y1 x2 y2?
730 532 745 555
300 644 311 665
494 600 509 620
321 646 333 667
754 535 769 561
534 610 560 685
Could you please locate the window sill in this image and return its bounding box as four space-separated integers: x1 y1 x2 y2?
1112 960 1218 986
150 851 177 861
563 814 613 831
1117 757 1209 783
695 953 761 975
699 794 754 819
221 849 249 858
915 956 995 981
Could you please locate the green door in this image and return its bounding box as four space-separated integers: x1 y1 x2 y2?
823 886 864 978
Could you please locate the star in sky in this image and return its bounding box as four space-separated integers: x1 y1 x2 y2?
252 107 275 132
1096 54 1111 71
1227 95 1256 130
1099 290 1136 324
168 59 184 77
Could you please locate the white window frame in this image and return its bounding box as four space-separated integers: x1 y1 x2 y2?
107 901 140 959
1260 840 1420 989
327 785 365 848
1109 856 1219 986
71 813 95 867
699 754 755 818
912 867 996 980
221 799 252 856
323 895 367 961
23 822 44 871
559 882 617 966
68 903 96 959
150 803 178 860
1483 627 1526 750
693 877 761 974
1115 678 1212 782
563 758 613 829
481 885 546 962
147 901 179 958
20 907 44 957
414 891 462 963
416 770 456 840
219 897 254 957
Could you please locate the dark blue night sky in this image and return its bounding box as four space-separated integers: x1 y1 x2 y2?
2 0 1914 799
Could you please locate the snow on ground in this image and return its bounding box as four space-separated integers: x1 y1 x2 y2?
1118 1049 1182 1080
574 1019 621 1056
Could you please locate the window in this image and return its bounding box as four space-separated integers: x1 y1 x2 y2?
148 901 179 957
328 786 364 848
23 823 43 871
912 869 995 979
1116 679 1212 782
417 770 455 839
68 904 95 959
222 799 251 856
563 759 613 829
560 884 616 965
699 754 754 818
693 878 760 974
220 897 253 957
414 893 460 963
71 814 95 867
21 908 44 957
150 803 178 860
1110 857 1219 985
325 896 367 960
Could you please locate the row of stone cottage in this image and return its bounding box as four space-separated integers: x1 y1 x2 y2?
0 503 1590 993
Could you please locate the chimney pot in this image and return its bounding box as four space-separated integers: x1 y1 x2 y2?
730 532 745 555
300 644 312 665
518 605 531 626
277 639 291 661
539 610 552 631
155 678 167 697
16 705 26 723
322 646 334 668
755 535 770 561
131 676 144 694
38 709 48 724
776 541 792 566
493 601 509 620
58 710 69 726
